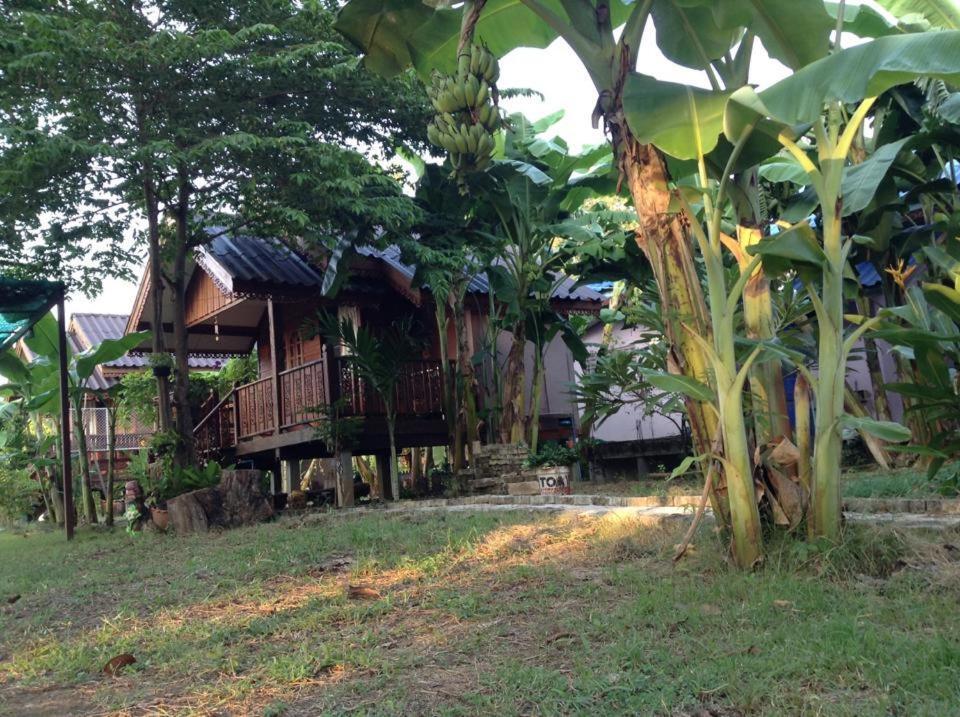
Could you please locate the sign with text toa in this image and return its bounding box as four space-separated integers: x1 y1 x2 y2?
537 467 572 495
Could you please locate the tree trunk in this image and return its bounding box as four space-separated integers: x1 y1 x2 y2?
72 402 97 524
810 198 845 542
170 170 195 469
794 374 812 499
434 299 458 468
528 347 546 454
738 225 791 445
856 297 892 422
386 417 400 501
138 132 173 434
500 325 527 444
613 126 728 527
452 295 480 458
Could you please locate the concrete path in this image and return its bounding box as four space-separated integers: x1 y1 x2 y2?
343 494 960 530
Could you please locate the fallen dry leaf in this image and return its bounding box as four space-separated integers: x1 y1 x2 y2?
700 604 722 616
102 653 136 677
772 599 795 609
347 585 382 601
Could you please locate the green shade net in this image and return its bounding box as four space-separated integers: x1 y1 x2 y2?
0 277 63 351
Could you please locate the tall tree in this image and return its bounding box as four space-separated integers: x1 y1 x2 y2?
1 0 430 468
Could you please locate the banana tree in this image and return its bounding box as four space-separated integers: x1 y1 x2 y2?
722 30 960 540
1 314 150 523
335 0 711 470
473 114 604 445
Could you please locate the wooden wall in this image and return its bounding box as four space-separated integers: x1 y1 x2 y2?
185 271 233 326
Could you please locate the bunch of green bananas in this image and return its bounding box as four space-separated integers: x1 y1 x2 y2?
425 42 502 184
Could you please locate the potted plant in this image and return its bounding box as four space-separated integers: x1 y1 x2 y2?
149 352 174 378
525 442 579 496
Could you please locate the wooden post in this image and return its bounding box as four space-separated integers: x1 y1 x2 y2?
267 298 282 436
232 381 240 445
56 292 74 540
375 450 392 501
337 451 354 508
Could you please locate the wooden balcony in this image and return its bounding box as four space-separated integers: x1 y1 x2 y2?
195 357 447 460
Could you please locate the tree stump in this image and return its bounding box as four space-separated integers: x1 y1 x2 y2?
167 470 273 534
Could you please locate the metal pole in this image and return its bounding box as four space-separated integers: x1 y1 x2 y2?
57 292 74 540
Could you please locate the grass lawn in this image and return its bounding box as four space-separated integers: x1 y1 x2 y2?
2 509 960 716
580 463 960 502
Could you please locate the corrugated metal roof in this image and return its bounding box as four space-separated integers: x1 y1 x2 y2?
71 314 225 370
200 230 325 290
196 232 603 305
855 261 883 288
357 244 604 303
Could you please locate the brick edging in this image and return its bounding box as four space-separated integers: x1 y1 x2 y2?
841 497 960 515
387 494 960 514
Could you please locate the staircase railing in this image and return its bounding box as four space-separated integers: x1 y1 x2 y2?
194 387 238 461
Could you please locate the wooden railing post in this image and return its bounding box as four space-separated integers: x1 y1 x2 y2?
232 381 240 445
267 298 282 436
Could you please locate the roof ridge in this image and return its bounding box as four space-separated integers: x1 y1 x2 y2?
72 312 129 318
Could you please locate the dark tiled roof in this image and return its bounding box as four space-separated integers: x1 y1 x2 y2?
196 231 603 305
71 313 226 370
358 245 605 303
200 230 324 291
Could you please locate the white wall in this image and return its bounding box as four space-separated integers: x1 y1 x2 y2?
577 322 683 443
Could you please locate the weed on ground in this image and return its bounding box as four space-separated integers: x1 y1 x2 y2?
1 509 959 716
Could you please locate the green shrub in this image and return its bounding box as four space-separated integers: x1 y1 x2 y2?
0 466 39 523
525 441 578 468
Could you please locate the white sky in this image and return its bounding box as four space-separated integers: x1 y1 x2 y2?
66 2 884 319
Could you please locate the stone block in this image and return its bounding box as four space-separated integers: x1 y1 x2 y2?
507 481 541 496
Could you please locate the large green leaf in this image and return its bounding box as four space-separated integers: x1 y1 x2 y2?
644 371 715 403
746 222 827 272
840 415 912 443
715 0 835 70
0 351 30 384
841 136 913 216
825 2 898 38
337 0 579 80
74 331 151 383
623 74 732 160
923 282 960 325
651 0 740 70
874 0 960 29
22 313 63 362
725 31 960 140
758 154 810 185
408 0 567 78
334 0 439 77
937 92 960 122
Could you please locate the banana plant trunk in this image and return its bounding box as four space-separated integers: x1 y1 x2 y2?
810 169 846 542
738 226 791 445
500 325 527 445
452 297 480 458
434 299 459 469
72 401 97 524
615 128 729 527
386 413 400 501
528 347 546 454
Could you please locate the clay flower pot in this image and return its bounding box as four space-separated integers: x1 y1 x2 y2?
150 507 169 531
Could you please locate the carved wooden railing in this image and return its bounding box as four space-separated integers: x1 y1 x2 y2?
194 389 237 461
335 358 445 417
280 358 328 429
236 376 274 439
196 358 447 452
